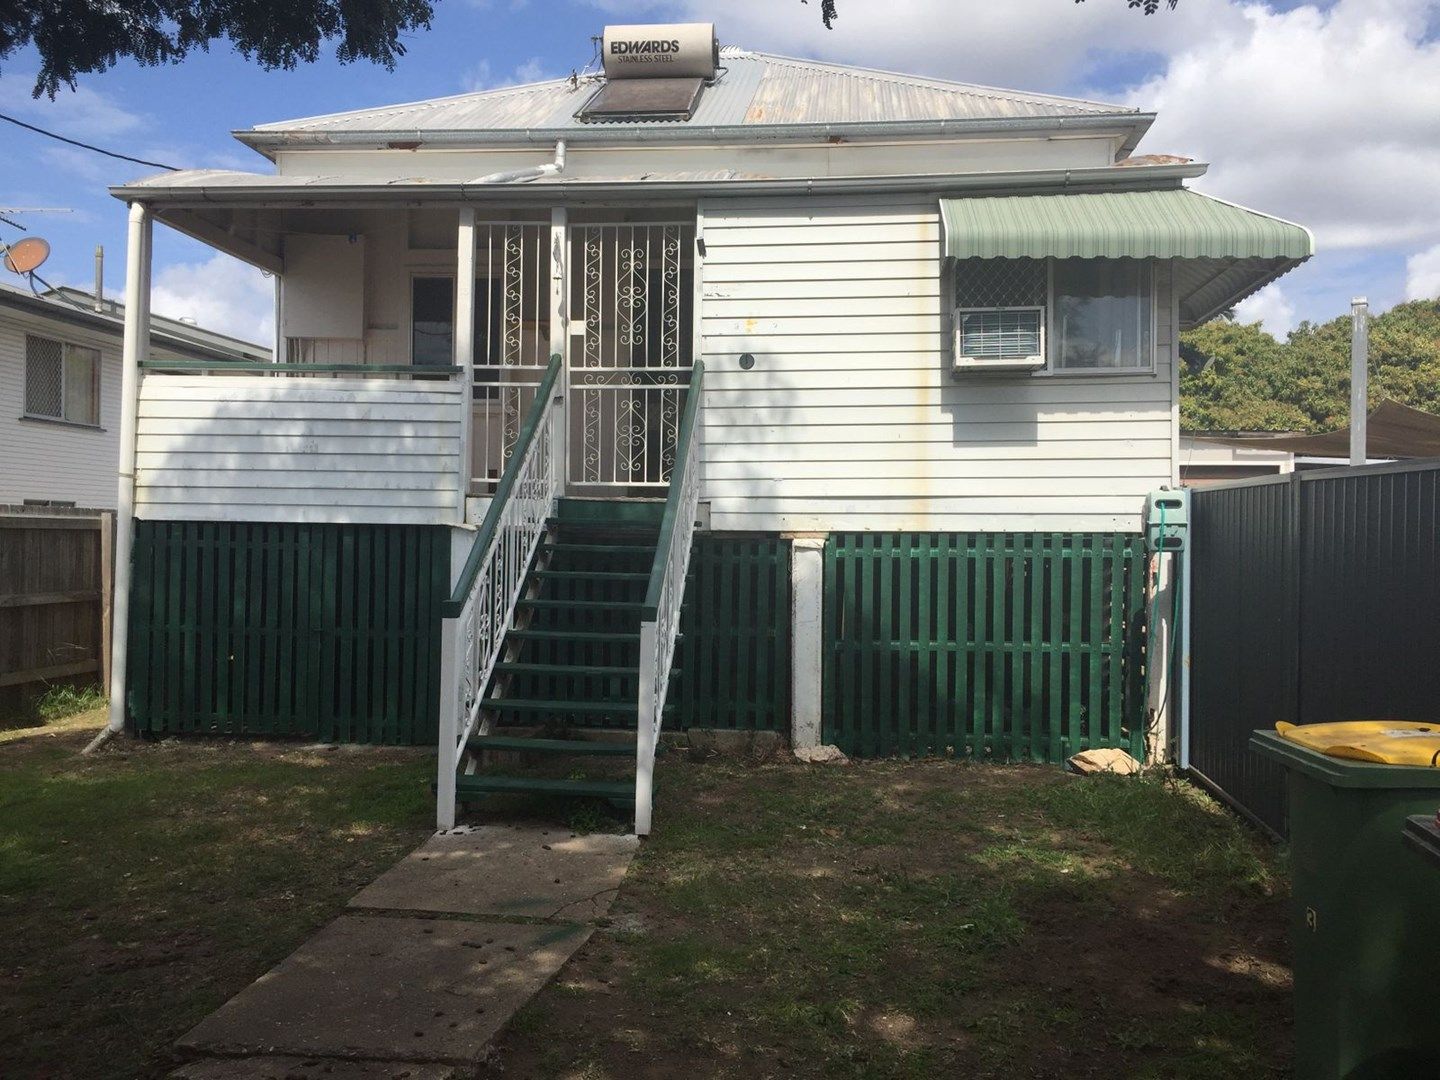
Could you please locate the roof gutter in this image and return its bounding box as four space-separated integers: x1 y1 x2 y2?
112 163 1207 207
233 112 1155 157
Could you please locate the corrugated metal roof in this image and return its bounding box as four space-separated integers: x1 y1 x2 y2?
247 50 1134 138
940 190 1314 261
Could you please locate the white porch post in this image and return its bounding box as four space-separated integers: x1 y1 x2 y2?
455 208 477 521
105 202 152 734
436 616 459 832
790 536 826 750
549 207 568 485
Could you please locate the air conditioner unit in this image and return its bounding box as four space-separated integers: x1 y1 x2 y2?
953 306 1046 373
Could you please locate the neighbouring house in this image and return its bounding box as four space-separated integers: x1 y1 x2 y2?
1179 434 1295 486
0 280 270 509
101 23 1313 833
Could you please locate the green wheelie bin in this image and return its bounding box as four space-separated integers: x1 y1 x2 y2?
1252 726 1440 1080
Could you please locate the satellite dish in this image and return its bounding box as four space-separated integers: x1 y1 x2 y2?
4 236 50 275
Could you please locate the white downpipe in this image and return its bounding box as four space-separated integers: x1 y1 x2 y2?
103 202 152 736
471 140 566 185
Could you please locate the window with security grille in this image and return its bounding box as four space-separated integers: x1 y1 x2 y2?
25 335 99 425
954 258 1047 364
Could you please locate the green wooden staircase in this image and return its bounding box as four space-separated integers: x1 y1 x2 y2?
454 497 668 809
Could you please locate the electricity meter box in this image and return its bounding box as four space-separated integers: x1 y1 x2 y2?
1144 489 1188 553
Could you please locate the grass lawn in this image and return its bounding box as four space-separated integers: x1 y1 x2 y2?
1 713 1289 1080
486 757 1291 1080
0 709 435 1080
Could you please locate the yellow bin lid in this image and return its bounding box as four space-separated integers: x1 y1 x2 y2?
1277 721 1440 766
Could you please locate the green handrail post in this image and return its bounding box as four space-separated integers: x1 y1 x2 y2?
641 361 706 620
440 353 563 619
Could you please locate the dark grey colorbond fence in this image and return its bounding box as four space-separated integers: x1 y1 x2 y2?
1188 461 1440 835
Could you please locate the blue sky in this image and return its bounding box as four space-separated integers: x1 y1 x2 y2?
1 0 1437 344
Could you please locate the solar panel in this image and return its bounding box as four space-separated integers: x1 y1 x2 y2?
576 77 705 123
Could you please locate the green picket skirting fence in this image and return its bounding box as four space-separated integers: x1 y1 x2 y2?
822 532 1149 761
126 525 788 743
675 536 791 731
127 520 450 743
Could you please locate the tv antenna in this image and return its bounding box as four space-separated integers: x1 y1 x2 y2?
0 206 72 231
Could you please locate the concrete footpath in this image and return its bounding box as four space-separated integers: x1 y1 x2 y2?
172 826 639 1079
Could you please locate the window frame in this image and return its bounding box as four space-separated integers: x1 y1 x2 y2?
1038 258 1157 378
22 334 102 429
952 259 1158 378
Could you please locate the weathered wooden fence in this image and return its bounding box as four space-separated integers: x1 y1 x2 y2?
0 511 112 699
1188 461 1440 836
822 532 1149 760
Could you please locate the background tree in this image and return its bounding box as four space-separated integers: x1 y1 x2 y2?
2 0 434 98
1180 300 1440 432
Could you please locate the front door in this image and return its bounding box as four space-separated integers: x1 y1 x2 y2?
567 221 696 492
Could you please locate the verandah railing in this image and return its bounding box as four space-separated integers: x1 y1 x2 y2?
435 354 564 831
635 361 706 836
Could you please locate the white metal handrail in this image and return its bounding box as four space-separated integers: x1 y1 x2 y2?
436 354 564 831
635 361 706 836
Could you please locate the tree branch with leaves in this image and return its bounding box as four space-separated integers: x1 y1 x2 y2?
2 0 435 98
805 0 1178 29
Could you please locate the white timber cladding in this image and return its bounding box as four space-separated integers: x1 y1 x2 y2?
0 311 124 509
132 374 463 525
696 195 1177 533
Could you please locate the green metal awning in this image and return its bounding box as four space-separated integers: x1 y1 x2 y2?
940 188 1314 325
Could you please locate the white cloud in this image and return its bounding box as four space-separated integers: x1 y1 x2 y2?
460 56 554 92
0 73 145 138
1133 0 1440 252
151 253 274 346
1405 243 1440 301
1234 282 1298 335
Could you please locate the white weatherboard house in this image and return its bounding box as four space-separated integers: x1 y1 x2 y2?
0 281 268 509
103 24 1312 834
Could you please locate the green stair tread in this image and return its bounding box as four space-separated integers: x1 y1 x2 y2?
540 543 656 555
483 698 638 713
545 518 660 535
455 775 635 801
507 629 643 643
517 598 648 611
496 662 641 677
469 734 635 756
483 697 675 714
532 570 649 582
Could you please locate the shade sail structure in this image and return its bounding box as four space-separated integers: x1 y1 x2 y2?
940 188 1314 325
1199 401 1440 460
